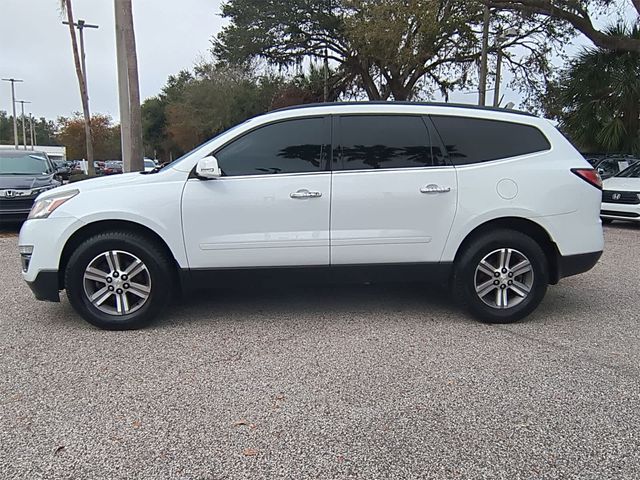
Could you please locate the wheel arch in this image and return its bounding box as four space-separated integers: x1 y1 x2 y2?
453 217 561 285
58 219 181 289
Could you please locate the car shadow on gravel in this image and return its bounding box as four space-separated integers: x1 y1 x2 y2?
0 221 21 237
158 282 465 329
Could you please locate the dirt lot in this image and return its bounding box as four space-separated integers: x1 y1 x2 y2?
1 223 639 479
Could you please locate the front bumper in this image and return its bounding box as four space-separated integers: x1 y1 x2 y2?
26 270 60 302
600 201 640 221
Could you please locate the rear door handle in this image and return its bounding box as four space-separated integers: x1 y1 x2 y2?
420 184 451 194
290 189 322 199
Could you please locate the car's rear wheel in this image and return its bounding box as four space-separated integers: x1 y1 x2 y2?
453 229 549 323
65 231 173 330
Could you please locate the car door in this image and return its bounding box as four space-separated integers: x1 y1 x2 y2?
330 114 457 265
181 116 332 269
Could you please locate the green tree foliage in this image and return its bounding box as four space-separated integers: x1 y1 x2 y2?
56 113 121 160
213 0 567 101
0 111 57 147
542 24 640 154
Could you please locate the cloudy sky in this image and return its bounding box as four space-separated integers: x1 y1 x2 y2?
1 0 224 120
0 0 632 122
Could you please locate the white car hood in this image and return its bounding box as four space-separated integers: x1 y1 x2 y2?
37 171 174 202
603 177 640 192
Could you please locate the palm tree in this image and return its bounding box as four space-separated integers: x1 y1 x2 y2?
554 24 640 155
60 0 95 175
114 0 143 172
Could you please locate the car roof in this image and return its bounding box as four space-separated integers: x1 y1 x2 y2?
0 149 48 157
271 101 537 118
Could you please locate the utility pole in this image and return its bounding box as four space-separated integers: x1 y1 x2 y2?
493 28 517 108
493 48 503 107
62 19 99 102
114 0 143 172
1 78 23 148
16 100 31 149
61 3 97 176
478 6 490 106
29 113 35 149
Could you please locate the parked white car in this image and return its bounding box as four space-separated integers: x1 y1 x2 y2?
19 102 604 329
143 159 157 172
600 162 640 223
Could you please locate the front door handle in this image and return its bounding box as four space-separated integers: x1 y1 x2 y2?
290 189 322 199
420 184 451 194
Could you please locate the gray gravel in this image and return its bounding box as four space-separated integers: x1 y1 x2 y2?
1 223 639 479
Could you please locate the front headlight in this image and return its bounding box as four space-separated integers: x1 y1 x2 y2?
28 190 79 220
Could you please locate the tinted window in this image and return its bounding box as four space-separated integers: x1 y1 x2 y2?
338 115 445 170
431 116 551 165
215 118 328 176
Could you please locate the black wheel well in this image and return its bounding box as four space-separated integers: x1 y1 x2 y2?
454 217 561 284
58 220 180 289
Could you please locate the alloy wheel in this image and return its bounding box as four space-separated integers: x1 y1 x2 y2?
82 250 151 316
473 248 534 309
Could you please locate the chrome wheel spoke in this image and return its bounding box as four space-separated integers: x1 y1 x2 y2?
478 260 495 277
85 267 109 284
504 249 512 269
125 260 145 279
509 281 530 297
496 288 508 308
511 260 532 277
498 249 507 269
476 279 497 297
115 293 130 315
91 286 113 306
128 282 150 300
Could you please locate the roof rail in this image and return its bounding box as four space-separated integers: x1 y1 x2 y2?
271 101 536 117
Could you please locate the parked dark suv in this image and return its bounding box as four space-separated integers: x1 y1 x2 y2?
0 150 61 222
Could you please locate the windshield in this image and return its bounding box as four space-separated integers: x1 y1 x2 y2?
0 154 52 175
616 162 640 178
159 120 252 172
144 160 155 168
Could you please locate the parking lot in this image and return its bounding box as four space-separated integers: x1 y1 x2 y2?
0 223 639 479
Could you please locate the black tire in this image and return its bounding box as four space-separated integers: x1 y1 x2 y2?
65 231 174 330
452 229 549 324
601 218 613 225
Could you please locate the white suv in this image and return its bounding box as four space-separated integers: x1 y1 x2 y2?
19 103 604 329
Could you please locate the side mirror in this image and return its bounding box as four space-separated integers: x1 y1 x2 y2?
196 155 221 179
597 168 605 176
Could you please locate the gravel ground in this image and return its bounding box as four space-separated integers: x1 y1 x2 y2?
1 223 639 479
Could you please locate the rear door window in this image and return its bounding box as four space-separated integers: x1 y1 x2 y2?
337 115 446 170
430 116 551 165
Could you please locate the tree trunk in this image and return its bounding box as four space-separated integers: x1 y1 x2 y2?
64 0 95 176
115 0 143 172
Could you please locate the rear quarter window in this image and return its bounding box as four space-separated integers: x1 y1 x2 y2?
430 116 551 165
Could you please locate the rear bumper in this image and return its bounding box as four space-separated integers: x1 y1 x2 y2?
26 270 60 302
557 251 602 280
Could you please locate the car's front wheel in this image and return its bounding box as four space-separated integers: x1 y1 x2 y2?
453 229 549 324
65 231 173 330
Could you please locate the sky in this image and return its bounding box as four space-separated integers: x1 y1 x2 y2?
0 0 224 120
0 0 633 122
